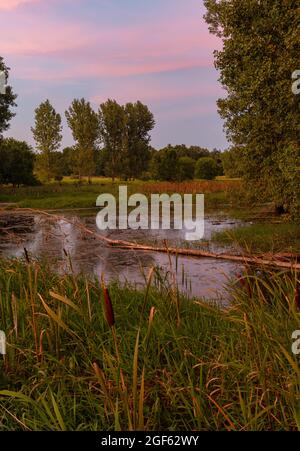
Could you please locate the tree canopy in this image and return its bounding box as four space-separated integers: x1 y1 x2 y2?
204 0 300 216
65 98 99 180
0 56 17 138
0 138 37 186
31 100 62 181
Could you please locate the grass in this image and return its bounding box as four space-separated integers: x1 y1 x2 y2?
0 258 299 431
212 223 300 254
0 178 241 211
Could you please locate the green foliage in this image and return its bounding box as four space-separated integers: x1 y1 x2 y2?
222 148 243 178
0 138 38 186
98 100 155 180
177 157 195 181
65 99 99 179
160 144 211 160
150 148 179 181
149 145 222 181
195 157 218 180
98 99 127 181
0 56 17 138
122 101 155 179
31 100 62 182
204 0 300 216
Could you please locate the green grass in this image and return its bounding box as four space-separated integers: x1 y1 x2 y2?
0 182 121 210
212 223 300 253
0 178 240 210
0 258 299 430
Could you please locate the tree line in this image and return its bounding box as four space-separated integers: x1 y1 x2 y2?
0 58 223 185
31 98 155 183
31 99 222 182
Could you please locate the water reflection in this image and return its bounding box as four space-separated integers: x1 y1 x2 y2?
0 212 247 300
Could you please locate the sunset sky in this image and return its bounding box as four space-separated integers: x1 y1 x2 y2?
0 0 226 150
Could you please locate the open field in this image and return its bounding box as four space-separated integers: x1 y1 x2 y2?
0 259 299 431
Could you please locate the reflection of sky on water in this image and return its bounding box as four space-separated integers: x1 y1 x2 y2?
0 213 248 300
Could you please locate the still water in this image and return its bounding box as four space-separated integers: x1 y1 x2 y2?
0 211 248 300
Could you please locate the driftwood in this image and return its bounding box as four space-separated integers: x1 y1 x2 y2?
2 207 300 271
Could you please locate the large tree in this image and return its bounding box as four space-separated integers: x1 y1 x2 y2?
0 56 17 138
0 138 37 186
31 100 62 181
123 101 155 179
204 0 300 216
65 98 99 181
98 99 127 181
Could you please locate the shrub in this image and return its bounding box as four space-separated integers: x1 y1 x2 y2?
195 157 218 180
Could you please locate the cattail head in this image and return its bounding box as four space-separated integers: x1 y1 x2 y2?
295 280 300 311
237 273 252 298
101 282 115 328
24 247 30 264
148 306 156 327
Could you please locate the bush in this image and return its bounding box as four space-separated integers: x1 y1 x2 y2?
195 157 218 180
177 157 195 181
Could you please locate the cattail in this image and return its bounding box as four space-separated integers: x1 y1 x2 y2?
24 247 30 264
148 306 156 327
237 273 252 298
295 280 300 311
101 283 115 328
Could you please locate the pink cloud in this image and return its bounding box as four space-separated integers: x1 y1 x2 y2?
1 2 221 80
0 0 38 10
90 82 223 106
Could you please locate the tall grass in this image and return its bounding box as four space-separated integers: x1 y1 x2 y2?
0 258 299 430
0 179 241 210
212 223 300 253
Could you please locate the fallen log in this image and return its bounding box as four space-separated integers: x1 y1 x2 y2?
4 207 300 271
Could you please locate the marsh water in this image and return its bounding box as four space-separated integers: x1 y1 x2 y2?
0 210 249 300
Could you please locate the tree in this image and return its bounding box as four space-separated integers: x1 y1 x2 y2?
31 100 62 182
65 98 99 182
195 157 218 180
61 147 75 176
122 101 155 179
204 0 300 216
177 157 195 181
0 138 37 186
222 148 243 178
0 56 17 138
98 99 127 181
150 148 179 181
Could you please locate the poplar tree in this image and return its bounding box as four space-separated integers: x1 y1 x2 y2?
31 100 62 181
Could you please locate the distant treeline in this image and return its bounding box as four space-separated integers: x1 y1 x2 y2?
0 138 225 186
0 87 226 185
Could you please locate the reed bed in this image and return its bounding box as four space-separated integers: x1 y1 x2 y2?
0 258 299 431
137 180 241 195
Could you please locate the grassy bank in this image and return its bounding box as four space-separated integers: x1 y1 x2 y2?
0 259 299 430
212 223 300 254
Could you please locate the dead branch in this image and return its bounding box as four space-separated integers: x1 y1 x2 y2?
3 207 300 271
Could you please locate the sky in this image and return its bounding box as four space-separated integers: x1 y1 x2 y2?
0 0 227 150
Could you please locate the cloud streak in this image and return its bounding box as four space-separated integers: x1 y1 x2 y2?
2 0 227 149
1 2 220 80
